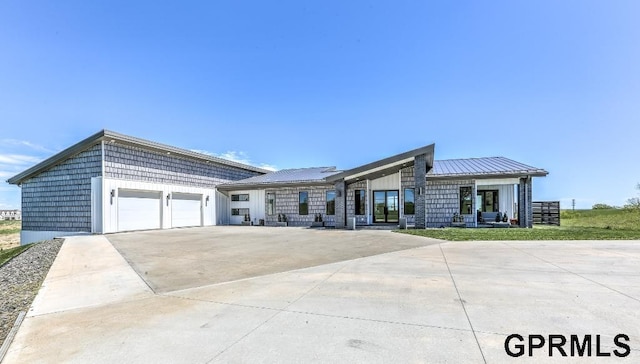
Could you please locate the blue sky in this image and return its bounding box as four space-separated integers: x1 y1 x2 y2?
1 1 639 210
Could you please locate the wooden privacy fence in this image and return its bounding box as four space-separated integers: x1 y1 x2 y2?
532 201 560 225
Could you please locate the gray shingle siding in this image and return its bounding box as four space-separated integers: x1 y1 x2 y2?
21 144 102 232
425 179 474 228
265 185 336 227
104 144 261 187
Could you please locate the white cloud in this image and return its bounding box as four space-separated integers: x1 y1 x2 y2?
190 149 215 157
190 149 278 171
215 151 252 165
0 139 55 153
0 201 19 209
0 154 42 165
258 164 278 172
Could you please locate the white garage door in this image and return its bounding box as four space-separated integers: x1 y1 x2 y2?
118 189 162 232
171 192 202 228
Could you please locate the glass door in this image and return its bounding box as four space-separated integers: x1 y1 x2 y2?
386 190 399 223
374 191 386 223
373 190 399 223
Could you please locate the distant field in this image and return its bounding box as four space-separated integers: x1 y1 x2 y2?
397 208 640 241
0 220 21 250
561 208 640 230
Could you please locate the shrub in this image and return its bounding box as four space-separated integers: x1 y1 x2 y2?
592 203 616 210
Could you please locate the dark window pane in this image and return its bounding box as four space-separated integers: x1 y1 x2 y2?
267 193 276 215
476 190 499 212
460 187 473 214
354 190 365 215
326 191 336 215
299 191 309 215
231 208 249 216
404 188 415 215
231 194 249 201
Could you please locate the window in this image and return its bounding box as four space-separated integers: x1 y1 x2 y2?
231 194 249 201
354 189 365 215
404 188 415 215
477 190 499 212
299 191 309 215
459 187 473 214
266 193 276 215
326 190 336 215
231 208 250 216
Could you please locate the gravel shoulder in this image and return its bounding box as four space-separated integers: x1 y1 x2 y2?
0 239 63 347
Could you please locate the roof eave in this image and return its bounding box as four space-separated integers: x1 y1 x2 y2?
217 180 334 191
427 170 549 180
7 129 270 185
326 143 435 183
101 130 271 174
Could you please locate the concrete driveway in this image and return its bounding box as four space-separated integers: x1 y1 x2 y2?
106 226 437 293
3 229 640 363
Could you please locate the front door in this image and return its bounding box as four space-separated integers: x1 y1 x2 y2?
373 190 399 223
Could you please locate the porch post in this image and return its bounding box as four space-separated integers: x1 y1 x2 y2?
526 177 533 228
518 176 533 228
334 180 347 229
414 153 427 229
472 181 477 227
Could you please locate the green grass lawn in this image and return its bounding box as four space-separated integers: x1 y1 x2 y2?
396 208 640 241
0 220 21 235
0 244 31 266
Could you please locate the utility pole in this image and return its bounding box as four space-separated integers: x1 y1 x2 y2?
572 199 575 211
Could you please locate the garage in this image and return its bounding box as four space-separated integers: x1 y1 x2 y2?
117 189 162 231
171 192 202 228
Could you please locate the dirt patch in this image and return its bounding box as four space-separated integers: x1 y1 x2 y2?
0 221 21 250
0 234 20 250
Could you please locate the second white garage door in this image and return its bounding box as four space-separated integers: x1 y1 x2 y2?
118 189 162 232
171 192 202 228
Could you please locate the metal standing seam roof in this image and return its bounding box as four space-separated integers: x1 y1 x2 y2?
7 129 271 185
429 157 548 177
218 167 342 189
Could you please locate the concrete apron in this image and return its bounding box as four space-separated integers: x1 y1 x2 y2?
4 237 640 363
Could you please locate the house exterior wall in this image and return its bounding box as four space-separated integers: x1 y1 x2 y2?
227 189 266 225
370 173 399 191
216 190 230 225
400 166 415 224
100 178 216 234
264 185 336 227
103 143 261 188
346 180 367 225
21 144 102 233
425 179 475 228
414 155 428 228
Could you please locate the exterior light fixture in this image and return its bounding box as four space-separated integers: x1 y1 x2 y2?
110 189 115 205
205 195 210 206
166 194 171 206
